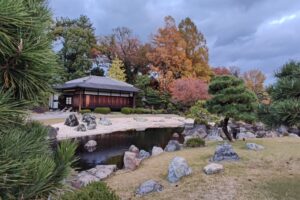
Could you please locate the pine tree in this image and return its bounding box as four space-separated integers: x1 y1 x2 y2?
206 75 257 141
258 61 300 127
0 1 76 198
108 57 127 81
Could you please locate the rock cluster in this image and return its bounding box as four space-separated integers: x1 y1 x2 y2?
211 143 240 162
124 145 151 170
72 165 116 188
64 114 79 127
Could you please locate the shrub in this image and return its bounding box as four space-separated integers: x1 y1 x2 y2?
185 138 205 147
152 109 165 114
186 100 220 125
61 181 120 200
80 109 91 114
121 107 134 114
94 107 111 114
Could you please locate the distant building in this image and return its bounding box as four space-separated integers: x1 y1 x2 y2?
50 76 139 111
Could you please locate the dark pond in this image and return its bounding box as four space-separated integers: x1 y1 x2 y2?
74 127 184 171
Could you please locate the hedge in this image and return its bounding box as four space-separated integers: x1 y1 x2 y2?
94 107 111 114
79 109 91 114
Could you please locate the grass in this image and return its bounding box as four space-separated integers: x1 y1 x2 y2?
105 138 300 200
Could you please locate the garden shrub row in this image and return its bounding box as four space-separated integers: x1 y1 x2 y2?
79 107 111 114
121 107 165 114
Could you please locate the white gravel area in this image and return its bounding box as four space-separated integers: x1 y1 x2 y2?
53 116 190 140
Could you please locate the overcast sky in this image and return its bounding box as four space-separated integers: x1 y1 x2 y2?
49 0 300 84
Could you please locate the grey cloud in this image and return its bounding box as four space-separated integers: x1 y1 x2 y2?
49 0 300 84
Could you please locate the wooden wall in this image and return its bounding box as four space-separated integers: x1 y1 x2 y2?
72 94 133 109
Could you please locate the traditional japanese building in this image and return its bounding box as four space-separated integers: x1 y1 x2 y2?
50 76 139 111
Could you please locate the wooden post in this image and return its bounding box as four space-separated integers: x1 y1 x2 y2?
133 93 136 108
79 90 82 112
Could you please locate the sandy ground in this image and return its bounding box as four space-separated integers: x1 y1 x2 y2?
52 115 189 140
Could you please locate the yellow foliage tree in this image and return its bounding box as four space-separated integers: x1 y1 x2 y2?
108 57 127 82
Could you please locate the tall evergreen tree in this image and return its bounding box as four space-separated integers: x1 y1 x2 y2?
206 75 257 141
258 61 300 127
52 15 97 80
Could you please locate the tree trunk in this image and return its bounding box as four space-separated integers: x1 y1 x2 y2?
222 117 233 142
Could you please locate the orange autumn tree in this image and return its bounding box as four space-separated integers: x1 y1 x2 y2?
179 17 212 82
147 16 192 92
243 69 266 95
169 78 210 106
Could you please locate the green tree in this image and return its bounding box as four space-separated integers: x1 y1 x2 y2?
108 57 126 81
206 75 257 141
258 61 300 127
52 15 97 80
0 0 57 102
0 0 76 198
91 67 105 76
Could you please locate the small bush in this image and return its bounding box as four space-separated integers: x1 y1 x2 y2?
152 109 165 114
94 107 111 114
80 109 91 114
121 107 134 114
186 100 220 125
185 138 205 147
61 181 120 200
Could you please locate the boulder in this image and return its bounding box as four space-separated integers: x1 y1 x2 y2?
138 150 150 160
184 118 195 128
182 125 207 138
123 151 142 170
46 125 58 139
236 132 256 140
151 146 164 156
289 133 299 138
167 157 192 183
256 130 267 138
254 122 265 131
203 163 224 175
64 114 79 127
82 113 96 123
99 117 112 126
211 143 240 162
76 124 87 132
87 121 97 130
129 145 139 155
206 127 223 141
288 127 300 135
246 143 264 151
84 140 97 152
265 130 278 138
172 132 180 139
164 140 181 152
136 180 163 196
277 125 289 135
87 165 116 179
73 165 116 188
72 171 100 188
